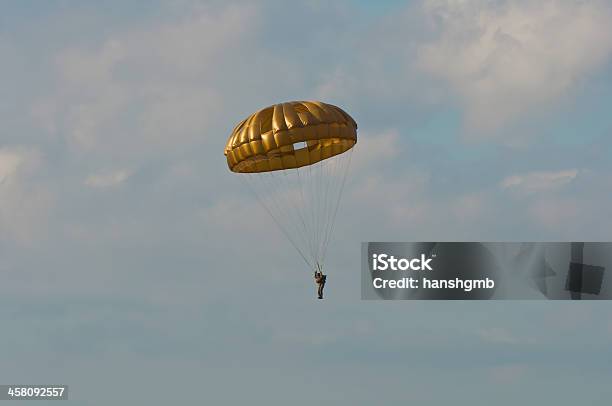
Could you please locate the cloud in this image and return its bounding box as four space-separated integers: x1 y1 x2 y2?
350 130 401 173
3 4 612 404
500 169 578 193
58 39 125 87
0 148 54 243
0 149 25 183
417 0 612 133
342 130 435 231
34 4 259 158
349 173 431 228
85 169 131 188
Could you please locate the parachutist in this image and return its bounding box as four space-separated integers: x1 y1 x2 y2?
315 271 327 299
225 101 356 298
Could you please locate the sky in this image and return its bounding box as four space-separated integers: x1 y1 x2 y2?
1 0 612 404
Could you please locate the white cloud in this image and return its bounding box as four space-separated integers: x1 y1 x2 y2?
500 169 578 193
0 149 25 183
349 173 431 228
58 39 125 87
0 148 54 243
85 170 131 188
34 4 259 156
350 130 401 173
418 0 612 133
342 130 435 230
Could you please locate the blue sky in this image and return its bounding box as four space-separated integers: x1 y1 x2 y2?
1 0 612 404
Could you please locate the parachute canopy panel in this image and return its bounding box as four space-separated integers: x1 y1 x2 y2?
224 101 357 173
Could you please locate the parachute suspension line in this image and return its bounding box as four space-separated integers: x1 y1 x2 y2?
308 157 317 271
319 154 337 266
237 145 354 275
224 101 357 277
327 149 353 262
239 173 313 270
255 171 314 269
295 167 317 264
311 159 318 270
316 157 330 268
318 155 333 268
321 147 353 267
268 169 314 264
311 158 319 270
305 158 319 272
318 154 339 267
317 157 326 266
242 172 306 265
316 155 326 270
281 168 316 263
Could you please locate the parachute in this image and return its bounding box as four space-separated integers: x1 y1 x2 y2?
224 101 357 273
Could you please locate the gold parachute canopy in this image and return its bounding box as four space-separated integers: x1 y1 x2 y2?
224 101 357 173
